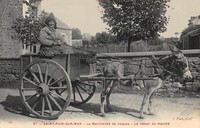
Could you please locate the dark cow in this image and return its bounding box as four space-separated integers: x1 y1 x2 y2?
100 46 192 118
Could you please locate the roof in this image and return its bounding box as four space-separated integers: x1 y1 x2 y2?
185 25 200 37
55 16 71 30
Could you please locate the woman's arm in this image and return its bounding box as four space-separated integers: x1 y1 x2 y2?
39 28 55 46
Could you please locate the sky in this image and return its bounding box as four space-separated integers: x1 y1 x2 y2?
41 0 200 38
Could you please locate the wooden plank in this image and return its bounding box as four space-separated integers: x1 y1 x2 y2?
97 49 200 58
79 76 155 81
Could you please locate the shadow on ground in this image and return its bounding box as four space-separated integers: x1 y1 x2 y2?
70 102 141 119
0 95 34 118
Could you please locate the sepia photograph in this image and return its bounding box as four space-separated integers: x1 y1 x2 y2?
0 0 199 128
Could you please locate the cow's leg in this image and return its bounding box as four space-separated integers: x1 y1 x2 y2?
100 79 114 116
106 80 116 112
147 79 163 115
100 92 106 116
139 88 154 118
139 93 148 118
106 75 122 111
100 79 107 117
147 90 156 115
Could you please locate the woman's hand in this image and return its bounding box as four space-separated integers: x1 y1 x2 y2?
52 41 61 46
57 40 62 45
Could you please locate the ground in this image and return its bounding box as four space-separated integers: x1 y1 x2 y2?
0 88 199 128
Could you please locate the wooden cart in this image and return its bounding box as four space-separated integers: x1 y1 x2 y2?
20 53 97 119
20 53 154 119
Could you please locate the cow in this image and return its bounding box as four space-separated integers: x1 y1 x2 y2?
100 46 192 118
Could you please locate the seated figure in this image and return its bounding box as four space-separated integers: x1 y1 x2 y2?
39 13 72 57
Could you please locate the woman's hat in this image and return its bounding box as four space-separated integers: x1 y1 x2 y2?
45 12 57 28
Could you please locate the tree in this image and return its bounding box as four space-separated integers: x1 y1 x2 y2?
98 0 170 52
12 0 46 45
72 28 82 39
95 32 117 46
82 33 93 46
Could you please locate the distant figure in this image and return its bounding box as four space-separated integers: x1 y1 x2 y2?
39 12 72 57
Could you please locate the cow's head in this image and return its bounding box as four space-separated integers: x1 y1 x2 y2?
169 46 192 82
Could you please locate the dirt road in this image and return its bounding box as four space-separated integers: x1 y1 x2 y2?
0 88 200 128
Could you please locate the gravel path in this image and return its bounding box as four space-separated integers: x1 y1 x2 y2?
0 88 199 128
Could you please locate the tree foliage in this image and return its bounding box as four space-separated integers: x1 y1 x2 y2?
95 32 117 46
98 0 170 51
72 28 82 39
12 0 46 45
82 33 93 46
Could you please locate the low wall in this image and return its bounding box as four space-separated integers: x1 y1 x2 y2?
0 49 199 91
0 58 20 88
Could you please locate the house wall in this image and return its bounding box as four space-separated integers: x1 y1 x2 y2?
0 0 23 58
182 34 200 49
0 58 20 88
57 29 72 46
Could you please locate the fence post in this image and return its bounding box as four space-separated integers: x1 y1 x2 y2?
124 46 126 52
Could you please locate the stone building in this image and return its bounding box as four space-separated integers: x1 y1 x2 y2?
181 15 200 49
0 0 72 85
0 0 72 56
0 0 23 58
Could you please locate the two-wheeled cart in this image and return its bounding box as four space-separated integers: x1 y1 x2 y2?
20 53 98 119
20 53 154 119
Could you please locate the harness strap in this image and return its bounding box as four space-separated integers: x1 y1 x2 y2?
151 55 178 80
182 67 189 74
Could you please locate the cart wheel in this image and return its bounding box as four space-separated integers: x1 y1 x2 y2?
20 59 72 120
70 81 96 106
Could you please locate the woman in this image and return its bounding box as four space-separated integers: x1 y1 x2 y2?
39 13 71 57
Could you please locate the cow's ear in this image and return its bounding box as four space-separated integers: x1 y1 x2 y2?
169 45 182 55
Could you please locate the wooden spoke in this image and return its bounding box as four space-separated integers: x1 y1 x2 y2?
75 85 84 102
41 96 45 116
44 63 49 84
23 77 38 86
45 95 53 115
37 63 43 83
22 88 37 91
77 83 92 95
49 87 67 90
73 86 76 103
48 94 62 110
28 69 40 84
47 68 58 85
56 88 67 95
50 91 67 102
48 77 65 87
25 93 38 101
70 81 96 106
32 95 41 110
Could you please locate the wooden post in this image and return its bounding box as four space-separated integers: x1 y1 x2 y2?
67 53 70 75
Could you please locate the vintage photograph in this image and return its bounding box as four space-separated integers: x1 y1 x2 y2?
0 0 199 128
